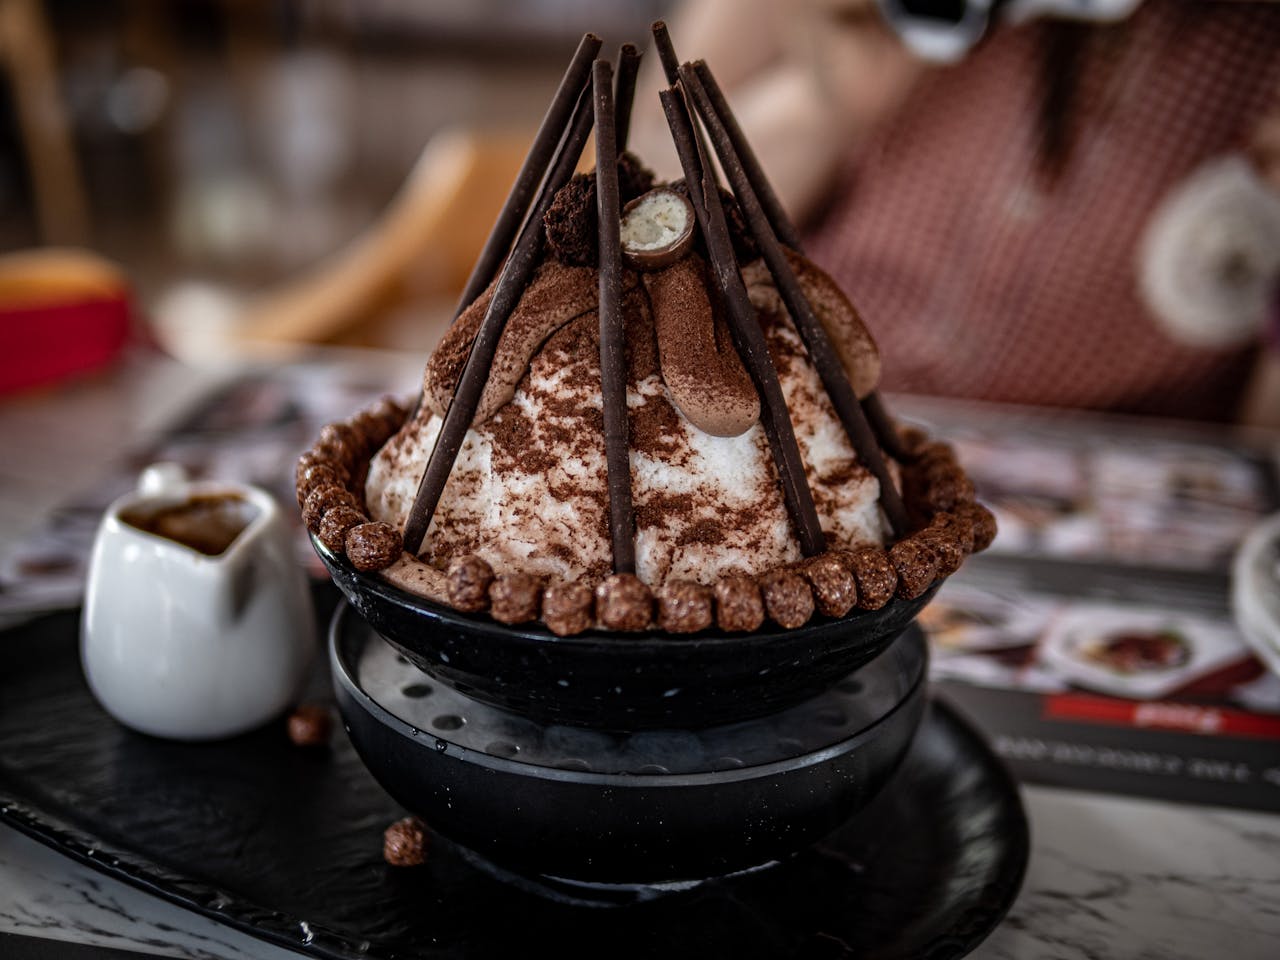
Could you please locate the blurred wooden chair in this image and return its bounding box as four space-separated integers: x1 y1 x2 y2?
0 0 90 244
232 128 534 350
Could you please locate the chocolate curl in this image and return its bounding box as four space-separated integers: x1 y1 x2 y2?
660 84 826 558
681 63 909 539
614 44 642 152
453 33 602 318
689 60 909 468
594 59 637 575
403 89 595 554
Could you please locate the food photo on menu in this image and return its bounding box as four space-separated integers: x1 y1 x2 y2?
0 2 1279 960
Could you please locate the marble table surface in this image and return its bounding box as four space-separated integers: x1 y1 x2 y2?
2 784 1278 960
3 353 1279 958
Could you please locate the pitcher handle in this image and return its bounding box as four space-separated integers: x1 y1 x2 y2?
138 462 189 497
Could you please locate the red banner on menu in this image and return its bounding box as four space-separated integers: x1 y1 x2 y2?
1044 693 1280 741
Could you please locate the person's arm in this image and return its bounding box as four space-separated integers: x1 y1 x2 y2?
628 0 923 225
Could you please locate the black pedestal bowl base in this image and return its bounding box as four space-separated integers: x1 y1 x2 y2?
332 601 931 886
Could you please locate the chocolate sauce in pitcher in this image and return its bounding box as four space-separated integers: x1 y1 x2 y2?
121 494 258 556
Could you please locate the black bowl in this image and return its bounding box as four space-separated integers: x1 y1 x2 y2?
331 601 929 886
313 533 939 730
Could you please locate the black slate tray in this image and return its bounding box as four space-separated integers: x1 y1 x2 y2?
0 589 1028 960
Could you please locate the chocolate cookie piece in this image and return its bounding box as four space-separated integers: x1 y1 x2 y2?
956 502 998 552
542 581 595 636
489 573 542 624
714 576 765 633
383 816 429 867
802 554 858 618
656 580 714 634
596 574 653 632
295 462 343 507
543 154 657 267
302 484 360 532
889 539 939 600
318 505 366 553
345 522 402 571
287 704 332 747
446 554 494 613
841 548 897 610
759 569 815 629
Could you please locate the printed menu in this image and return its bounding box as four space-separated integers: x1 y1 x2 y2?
910 401 1280 812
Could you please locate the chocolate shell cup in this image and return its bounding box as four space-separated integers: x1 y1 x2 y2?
312 531 939 730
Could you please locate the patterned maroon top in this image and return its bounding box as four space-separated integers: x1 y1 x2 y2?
805 1 1280 420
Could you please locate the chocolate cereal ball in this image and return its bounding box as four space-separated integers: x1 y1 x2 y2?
542 581 595 636
596 574 653 632
656 580 714 634
345 522 402 571
759 569 815 629
318 505 366 553
446 555 494 612
383 816 429 867
714 576 765 633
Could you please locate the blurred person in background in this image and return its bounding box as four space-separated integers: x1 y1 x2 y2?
633 0 1280 424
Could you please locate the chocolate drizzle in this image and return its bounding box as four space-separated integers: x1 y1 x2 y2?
681 62 909 538
660 83 826 558
594 58 638 575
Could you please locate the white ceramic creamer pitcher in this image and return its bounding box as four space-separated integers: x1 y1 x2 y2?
82 463 315 740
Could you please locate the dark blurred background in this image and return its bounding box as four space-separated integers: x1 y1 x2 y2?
0 0 668 353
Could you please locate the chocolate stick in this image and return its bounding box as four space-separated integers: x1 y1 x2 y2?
651 20 681 84
691 58 910 468
613 44 642 152
452 33 602 318
691 61 800 251
660 84 826 557
862 391 914 462
594 59 637 575
651 22 719 186
682 64 909 538
403 89 595 554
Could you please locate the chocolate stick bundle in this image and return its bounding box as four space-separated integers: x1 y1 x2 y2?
593 59 638 574
687 56 914 465
451 34 602 319
679 62 909 537
403 64 596 554
660 85 827 557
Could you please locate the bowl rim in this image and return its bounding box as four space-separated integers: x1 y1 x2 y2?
312 531 940 650
330 599 929 788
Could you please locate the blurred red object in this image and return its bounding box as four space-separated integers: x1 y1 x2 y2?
0 248 131 395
